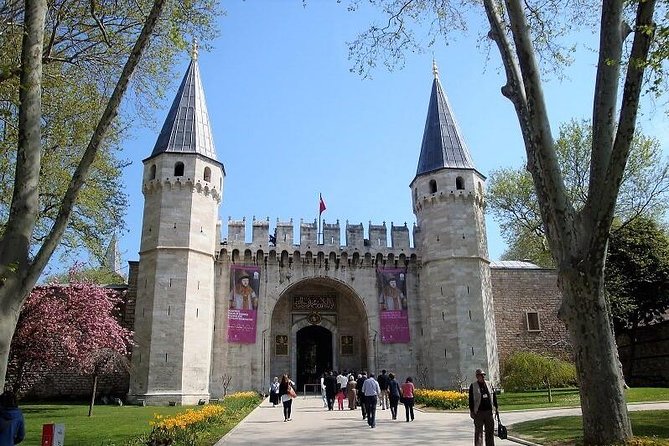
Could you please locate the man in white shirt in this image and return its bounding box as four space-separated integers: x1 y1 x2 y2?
337 371 348 398
361 373 381 428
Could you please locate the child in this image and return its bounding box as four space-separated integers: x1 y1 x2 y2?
337 389 345 410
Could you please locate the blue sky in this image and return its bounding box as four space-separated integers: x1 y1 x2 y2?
110 1 668 277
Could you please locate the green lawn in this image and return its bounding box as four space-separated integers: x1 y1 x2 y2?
510 410 669 445
21 394 262 446
497 387 669 411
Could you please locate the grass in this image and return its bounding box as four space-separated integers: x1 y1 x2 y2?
497 387 669 411
510 410 669 445
21 393 262 446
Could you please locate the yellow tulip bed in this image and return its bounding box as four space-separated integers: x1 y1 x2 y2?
147 391 261 445
414 389 468 410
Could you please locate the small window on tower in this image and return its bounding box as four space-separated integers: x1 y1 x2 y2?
429 179 437 194
204 166 211 182
149 164 156 180
526 311 541 331
174 162 185 177
456 176 465 190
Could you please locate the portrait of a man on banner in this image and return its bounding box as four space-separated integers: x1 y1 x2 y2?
228 266 261 344
376 268 410 343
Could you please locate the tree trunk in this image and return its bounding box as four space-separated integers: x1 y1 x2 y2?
559 266 632 444
89 373 98 417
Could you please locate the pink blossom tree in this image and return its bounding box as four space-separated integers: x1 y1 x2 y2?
7 281 133 405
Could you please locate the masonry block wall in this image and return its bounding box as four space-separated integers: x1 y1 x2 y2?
490 266 571 364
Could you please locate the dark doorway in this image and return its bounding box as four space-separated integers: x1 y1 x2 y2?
296 325 332 390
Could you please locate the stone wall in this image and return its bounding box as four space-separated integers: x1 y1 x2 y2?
490 265 571 365
617 319 669 387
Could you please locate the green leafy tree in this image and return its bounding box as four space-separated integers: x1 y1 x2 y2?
351 1 667 443
606 217 669 379
0 0 219 262
502 351 577 402
488 120 669 267
0 0 219 392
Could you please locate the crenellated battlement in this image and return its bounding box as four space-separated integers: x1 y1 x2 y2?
142 177 222 202
413 188 484 213
221 217 417 263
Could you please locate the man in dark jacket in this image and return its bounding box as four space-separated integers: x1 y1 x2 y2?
0 391 25 445
356 371 368 419
377 369 389 409
323 371 337 411
468 369 498 446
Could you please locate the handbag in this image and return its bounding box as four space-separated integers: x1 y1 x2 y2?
287 385 297 398
496 412 508 439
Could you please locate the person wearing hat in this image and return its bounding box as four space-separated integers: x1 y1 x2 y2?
379 275 406 311
468 368 498 446
229 271 258 310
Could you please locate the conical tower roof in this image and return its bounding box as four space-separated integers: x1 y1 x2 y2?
415 61 475 176
149 46 218 161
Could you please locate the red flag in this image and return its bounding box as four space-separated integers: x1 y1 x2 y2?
319 194 327 214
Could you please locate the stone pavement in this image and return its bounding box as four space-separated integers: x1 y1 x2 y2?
214 396 669 446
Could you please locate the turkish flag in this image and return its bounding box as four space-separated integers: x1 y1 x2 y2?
319 194 327 214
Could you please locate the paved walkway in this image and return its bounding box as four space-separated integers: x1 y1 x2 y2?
214 396 669 446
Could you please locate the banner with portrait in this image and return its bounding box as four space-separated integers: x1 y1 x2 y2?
377 268 410 343
228 265 260 343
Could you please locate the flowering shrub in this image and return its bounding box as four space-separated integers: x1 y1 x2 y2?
414 389 468 410
148 405 226 446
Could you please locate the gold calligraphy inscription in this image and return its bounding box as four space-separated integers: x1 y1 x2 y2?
292 295 336 311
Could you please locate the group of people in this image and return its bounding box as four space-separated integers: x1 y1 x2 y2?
268 368 501 446
319 369 416 428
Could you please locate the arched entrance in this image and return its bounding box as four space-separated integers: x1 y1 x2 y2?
296 325 332 389
268 277 370 391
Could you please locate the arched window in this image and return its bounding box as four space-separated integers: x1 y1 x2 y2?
456 176 465 190
429 179 437 194
204 166 211 182
149 164 156 180
174 162 185 177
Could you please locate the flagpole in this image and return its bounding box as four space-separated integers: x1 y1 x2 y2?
318 193 322 244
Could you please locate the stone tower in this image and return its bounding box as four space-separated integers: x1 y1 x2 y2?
128 48 224 405
410 62 499 386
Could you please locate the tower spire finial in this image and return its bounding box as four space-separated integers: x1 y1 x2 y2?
191 38 199 61
432 58 439 79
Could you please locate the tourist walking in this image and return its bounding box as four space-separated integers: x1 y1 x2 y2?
278 374 295 422
362 373 381 428
388 372 400 420
468 368 498 446
346 375 357 410
269 376 280 407
0 391 25 445
356 372 368 419
377 369 389 409
320 373 327 407
324 371 337 411
400 376 415 422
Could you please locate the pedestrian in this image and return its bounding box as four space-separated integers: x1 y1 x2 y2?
377 369 389 409
269 376 280 407
337 370 348 402
356 372 368 420
400 376 415 422
278 374 295 422
346 375 357 410
361 373 381 428
0 390 25 445
468 368 498 446
388 372 401 420
324 371 337 411
336 386 346 410
320 373 327 408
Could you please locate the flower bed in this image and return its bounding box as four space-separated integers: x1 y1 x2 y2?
414 389 468 410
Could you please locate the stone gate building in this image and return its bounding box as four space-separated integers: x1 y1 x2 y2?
126 54 568 405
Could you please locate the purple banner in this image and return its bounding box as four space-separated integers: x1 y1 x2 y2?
377 268 410 343
228 265 260 344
